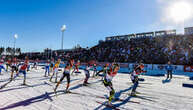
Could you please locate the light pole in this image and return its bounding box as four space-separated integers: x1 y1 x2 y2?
13 34 18 56
61 25 66 50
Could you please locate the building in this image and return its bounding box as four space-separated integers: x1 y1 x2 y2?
105 34 136 41
136 32 154 38
184 27 193 35
105 29 177 41
155 29 176 36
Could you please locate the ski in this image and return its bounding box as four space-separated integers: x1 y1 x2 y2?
95 95 140 104
127 82 152 85
20 83 33 87
54 89 58 97
128 93 156 102
0 80 12 89
50 81 58 84
123 92 149 96
0 74 21 90
44 81 53 87
96 101 120 110
82 83 91 87
53 90 84 97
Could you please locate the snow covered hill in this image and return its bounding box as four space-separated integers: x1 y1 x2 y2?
0 67 193 110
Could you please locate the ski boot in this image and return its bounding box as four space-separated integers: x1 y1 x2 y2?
130 91 137 97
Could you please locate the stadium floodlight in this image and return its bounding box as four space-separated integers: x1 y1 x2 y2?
61 25 66 32
13 34 18 56
14 34 18 39
61 24 66 50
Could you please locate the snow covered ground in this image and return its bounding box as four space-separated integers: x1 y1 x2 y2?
0 67 193 110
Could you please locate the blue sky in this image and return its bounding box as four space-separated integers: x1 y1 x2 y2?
0 0 192 52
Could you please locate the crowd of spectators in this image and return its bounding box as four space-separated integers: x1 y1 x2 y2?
64 35 193 65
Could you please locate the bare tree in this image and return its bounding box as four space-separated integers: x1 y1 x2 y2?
16 48 21 55
0 47 4 55
6 47 13 55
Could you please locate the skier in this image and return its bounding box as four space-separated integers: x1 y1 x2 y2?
25 56 30 72
44 60 50 77
54 63 72 93
96 63 109 80
165 61 173 79
83 63 91 86
15 61 29 85
71 60 80 75
50 58 55 73
6 58 11 72
69 58 74 68
69 58 74 75
32 59 38 70
103 63 120 106
10 58 19 80
130 63 146 96
92 63 97 77
0 59 6 74
50 59 61 83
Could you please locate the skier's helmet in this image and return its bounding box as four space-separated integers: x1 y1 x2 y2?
140 63 144 69
105 63 109 67
113 63 120 70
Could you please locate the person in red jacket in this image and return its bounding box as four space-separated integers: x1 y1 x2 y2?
25 56 30 72
69 58 74 74
70 58 74 68
71 60 80 75
15 59 29 85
